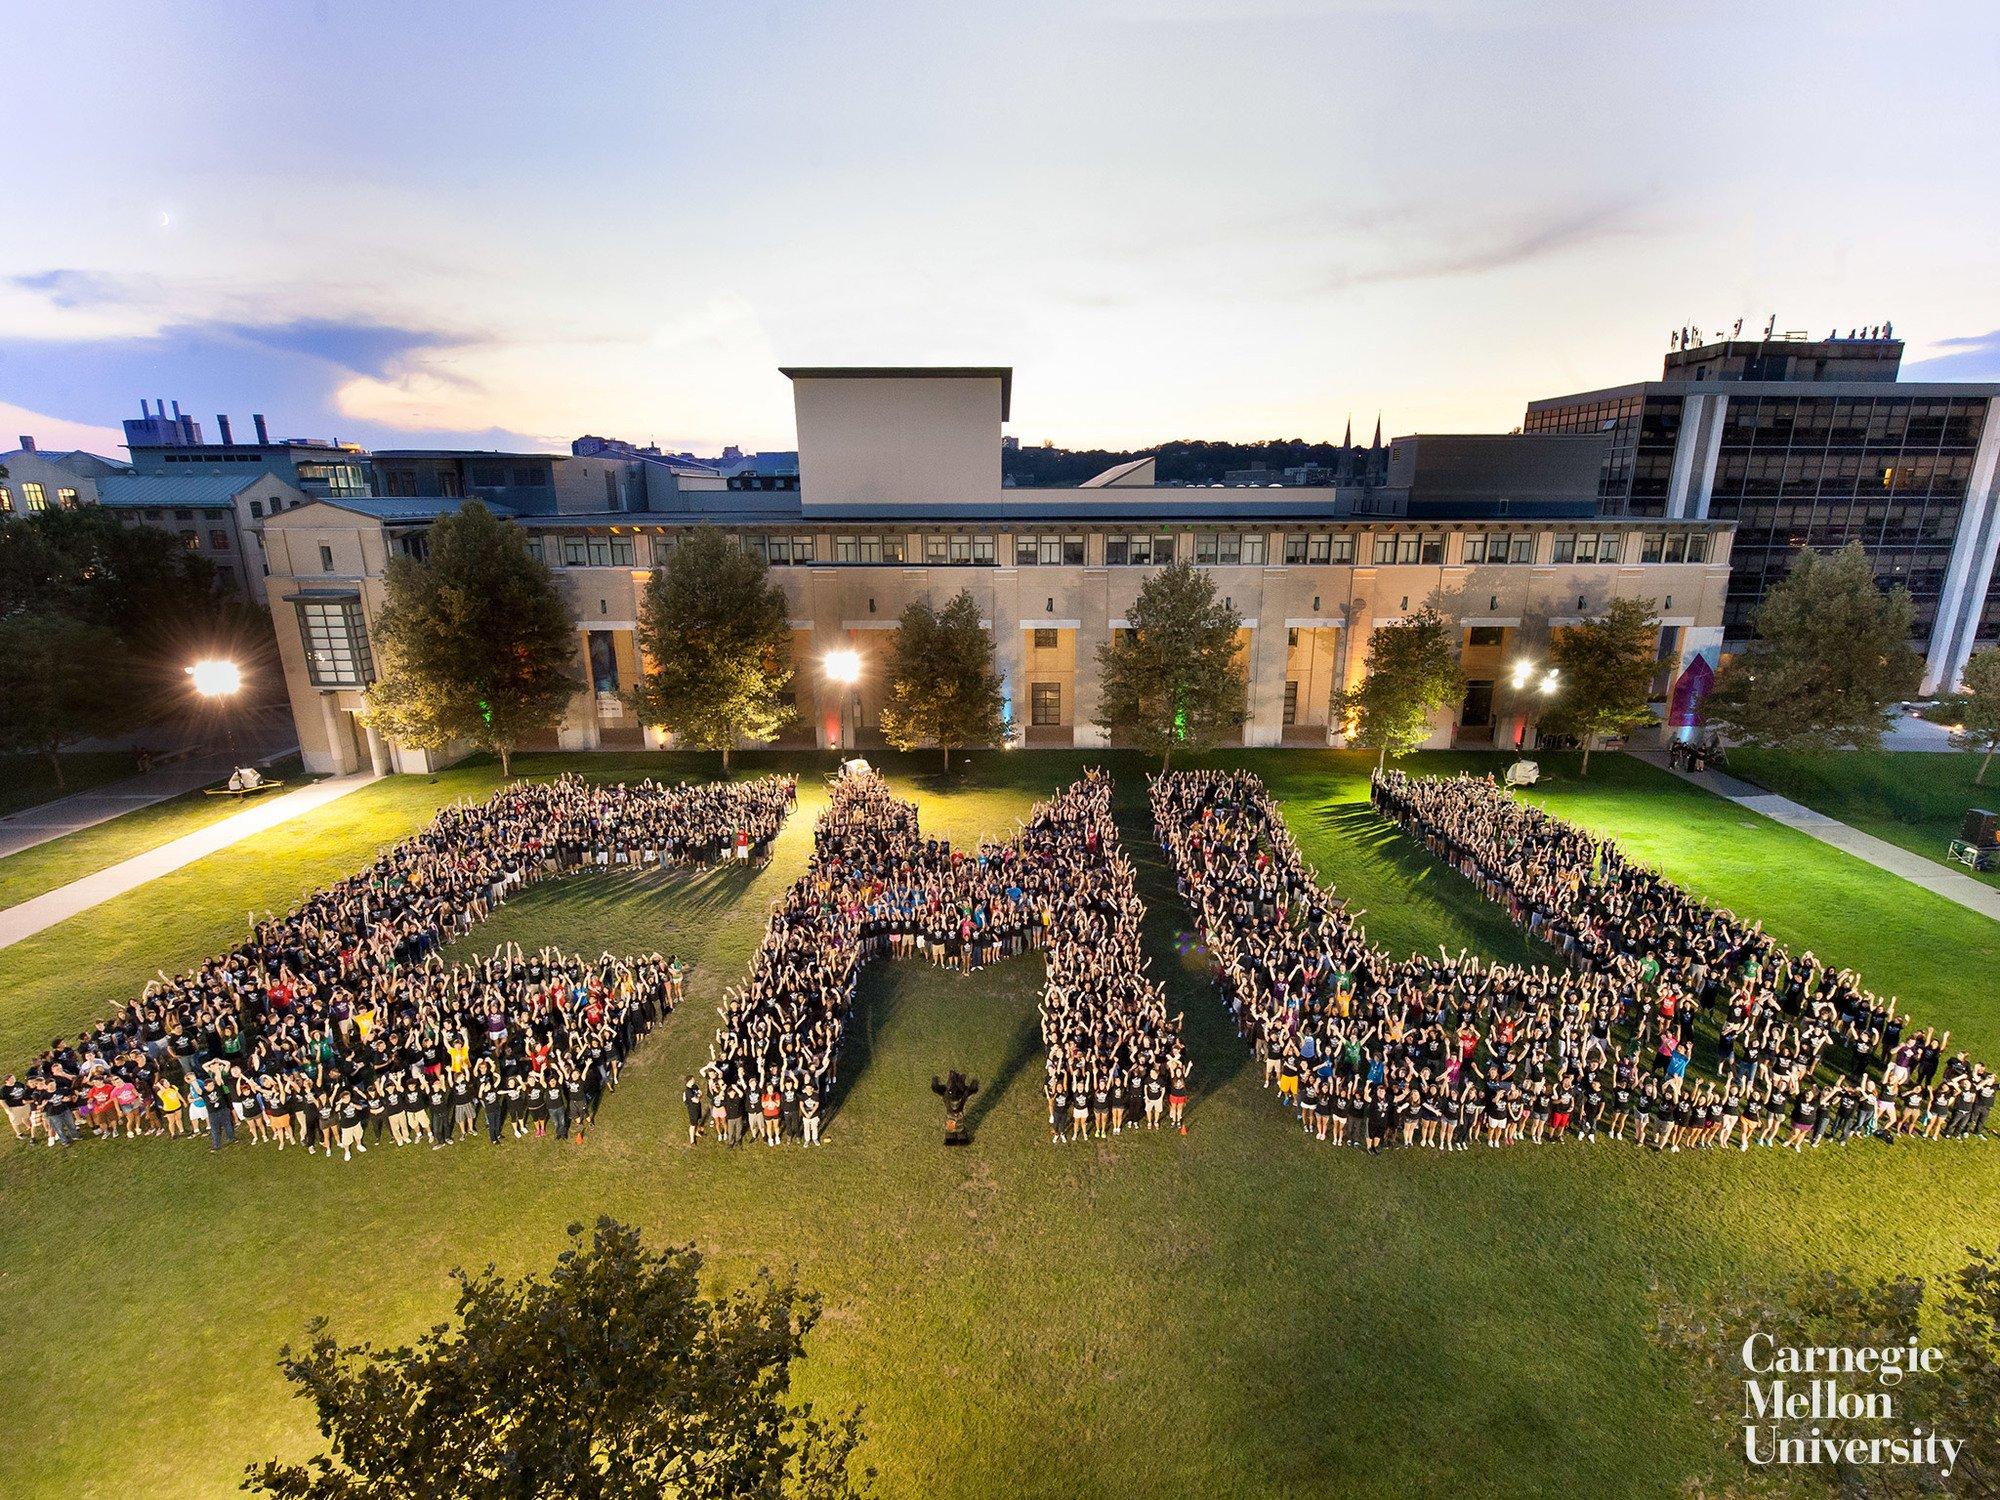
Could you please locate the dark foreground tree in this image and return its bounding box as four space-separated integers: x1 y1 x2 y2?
1706 541 1923 750
1335 607 1464 769
628 526 794 769
879 591 1006 770
362 501 579 777
248 1218 871 1500
1095 560 1246 769
1538 598 1662 776
1651 1245 2000 1498
0 611 140 787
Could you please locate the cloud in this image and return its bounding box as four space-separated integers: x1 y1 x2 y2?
0 401 126 458
1903 330 2000 381
1304 196 1650 296
6 269 146 311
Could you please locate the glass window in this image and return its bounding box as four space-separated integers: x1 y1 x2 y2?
1662 532 1688 563
1419 535 1444 565
527 538 546 564
835 536 859 563
23 482 47 511
767 536 792 565
973 535 994 564
1467 625 1504 647
297 598 374 687
1106 535 1130 566
949 535 973 564
1308 535 1332 564
884 536 906 563
1063 535 1085 565
57 488 78 509
1462 534 1488 563
318 544 334 571
1686 533 1710 563
925 535 950 564
1284 534 1307 565
1032 627 1059 649
1016 535 1039 566
1242 533 1267 565
249 500 264 519
0 487 10 512
1030 682 1061 725
1639 533 1665 563
209 530 231 550
1196 533 1218 564
1039 536 1064 566
1330 536 1353 563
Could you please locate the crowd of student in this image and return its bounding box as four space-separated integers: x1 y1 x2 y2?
1147 767 1994 1152
3 774 796 1158
691 767 1190 1145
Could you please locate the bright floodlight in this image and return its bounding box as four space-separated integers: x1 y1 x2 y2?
1539 668 1561 695
187 658 242 698
1509 659 1536 690
823 648 862 686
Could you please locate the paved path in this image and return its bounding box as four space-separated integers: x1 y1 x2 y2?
1628 746 2000 923
0 772 378 950
0 736 298 861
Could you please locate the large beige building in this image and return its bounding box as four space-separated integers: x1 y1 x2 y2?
262 367 1733 775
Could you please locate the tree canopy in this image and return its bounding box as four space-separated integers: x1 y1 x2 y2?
1335 606 1464 768
1706 542 1922 750
878 591 1006 770
0 610 142 786
1538 598 1662 774
628 526 795 769
1943 647 2000 785
362 500 580 777
248 1218 870 1500
1093 560 1246 768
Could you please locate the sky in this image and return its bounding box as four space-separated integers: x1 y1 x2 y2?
4 0 1998 460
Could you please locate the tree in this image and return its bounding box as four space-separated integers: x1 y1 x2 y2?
1334 606 1464 769
247 1218 870 1500
1651 1245 2000 1498
627 526 794 769
879 591 1006 771
1536 598 1662 776
362 501 579 777
1094 560 1246 769
0 611 141 787
1945 647 2000 785
1706 542 1923 750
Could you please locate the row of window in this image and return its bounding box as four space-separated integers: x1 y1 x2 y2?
522 527 1717 570
0 483 78 513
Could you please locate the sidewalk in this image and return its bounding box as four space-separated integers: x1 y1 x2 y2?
1628 745 2000 923
0 772 378 951
0 735 298 862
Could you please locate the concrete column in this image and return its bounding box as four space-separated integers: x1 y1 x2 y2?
362 721 391 777
316 694 358 775
1245 619 1288 746
1924 397 2000 692
990 571 1024 742
1072 569 1111 747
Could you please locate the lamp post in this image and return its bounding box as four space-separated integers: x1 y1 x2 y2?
187 657 243 757
823 648 862 751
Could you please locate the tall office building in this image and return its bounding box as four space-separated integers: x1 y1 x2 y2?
1525 332 2000 690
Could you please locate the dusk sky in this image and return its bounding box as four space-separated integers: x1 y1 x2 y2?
5 0 1998 459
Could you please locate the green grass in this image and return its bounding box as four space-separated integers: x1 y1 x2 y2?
0 756 312 911
1728 747 2000 888
2 748 1997 1500
0 750 147 817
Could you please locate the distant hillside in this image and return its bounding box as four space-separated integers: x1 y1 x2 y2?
1003 438 1361 488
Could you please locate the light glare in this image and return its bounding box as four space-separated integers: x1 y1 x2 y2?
187 658 242 698
823 648 862 686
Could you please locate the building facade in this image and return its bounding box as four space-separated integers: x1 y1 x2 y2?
1525 334 2000 690
263 367 1733 775
0 438 125 517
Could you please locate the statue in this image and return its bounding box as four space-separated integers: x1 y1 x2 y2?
931 1070 981 1146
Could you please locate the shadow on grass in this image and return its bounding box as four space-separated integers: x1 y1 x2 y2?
962 1003 1043 1136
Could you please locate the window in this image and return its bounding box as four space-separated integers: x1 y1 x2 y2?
209 530 231 550
1372 534 1422 565
1552 532 1609 564
1032 627 1059 649
1466 625 1504 647
1042 536 1065 565
1419 535 1444 565
297 598 374 687
972 535 994 564
1241 533 1267 565
173 507 192 520
319 544 335 571
249 500 265 519
181 530 201 550
527 538 546 564
1686 533 1710 563
1283 680 1299 726
587 630 619 693
560 534 636 567
0 487 11 512
1015 535 1039 565
1063 535 1084 564
56 487 78 509
883 536 906 563
1106 533 1174 565
1469 532 1535 565
925 535 950 564
23 482 47 512
1030 682 1061 726
1195 533 1216 564
604 472 620 510
1284 534 1307 565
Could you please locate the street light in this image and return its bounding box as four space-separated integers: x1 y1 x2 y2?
187 658 242 698
1539 668 1561 695
823 648 862 686
1509 658 1537 691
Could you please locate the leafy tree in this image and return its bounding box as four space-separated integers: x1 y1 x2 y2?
247 1218 870 1500
1094 559 1246 769
628 526 794 769
362 501 579 777
0 611 141 787
1706 542 1922 750
1537 598 1662 776
879 591 1006 770
1944 647 2000 785
1335 606 1464 769
1651 1245 2000 1498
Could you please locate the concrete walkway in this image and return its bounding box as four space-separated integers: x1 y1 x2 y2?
0 772 378 950
0 735 298 861
1629 745 2000 923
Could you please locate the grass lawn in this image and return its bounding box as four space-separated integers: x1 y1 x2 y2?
1728 747 2000 889
2 748 1997 1500
0 756 313 911
0 750 147 818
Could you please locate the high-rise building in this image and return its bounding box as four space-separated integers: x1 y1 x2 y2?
1525 332 2000 689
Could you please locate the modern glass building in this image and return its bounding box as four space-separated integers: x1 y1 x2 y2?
1526 336 2000 690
